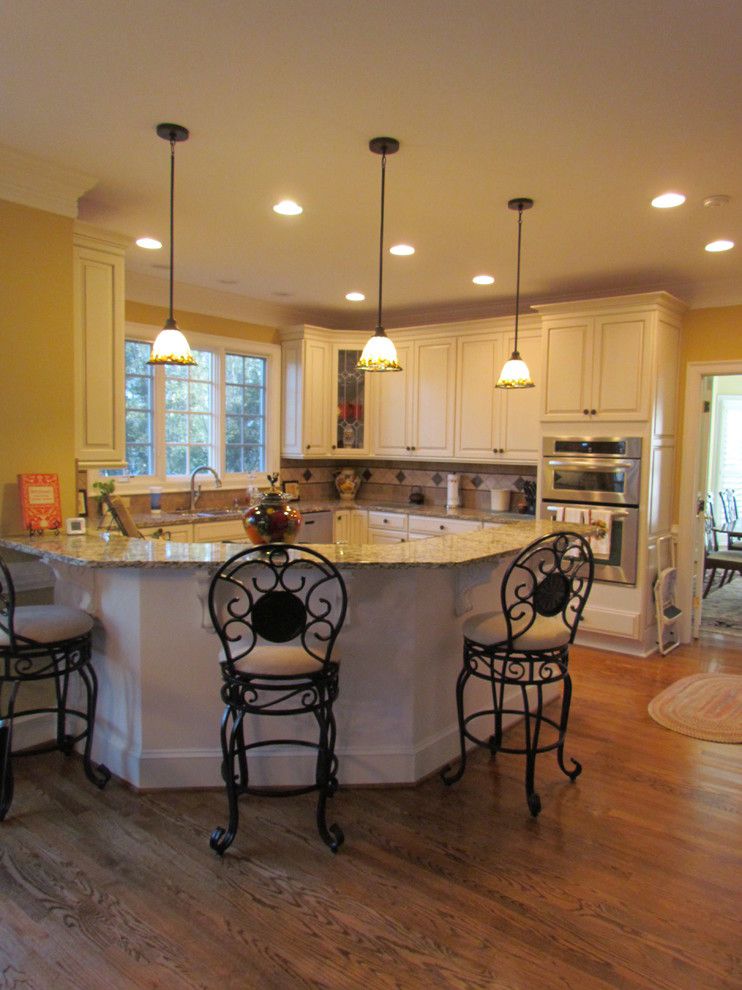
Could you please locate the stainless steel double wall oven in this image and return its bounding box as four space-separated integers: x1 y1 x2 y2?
540 437 642 584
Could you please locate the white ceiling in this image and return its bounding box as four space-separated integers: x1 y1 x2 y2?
1 0 741 329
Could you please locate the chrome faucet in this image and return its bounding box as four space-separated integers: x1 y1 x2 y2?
190 466 222 510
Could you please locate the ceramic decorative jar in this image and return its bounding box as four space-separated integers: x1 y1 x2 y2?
242 474 303 545
335 467 361 501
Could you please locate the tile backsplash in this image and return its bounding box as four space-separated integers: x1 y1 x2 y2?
280 459 537 511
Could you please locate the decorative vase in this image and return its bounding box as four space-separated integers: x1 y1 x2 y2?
242 474 303 545
335 467 361 502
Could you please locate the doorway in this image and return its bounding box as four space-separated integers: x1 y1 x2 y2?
677 361 742 642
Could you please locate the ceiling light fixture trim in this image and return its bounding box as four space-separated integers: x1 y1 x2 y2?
148 123 196 367
496 197 535 389
357 137 403 372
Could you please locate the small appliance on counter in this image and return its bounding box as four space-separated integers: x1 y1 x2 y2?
446 473 460 509
409 486 424 505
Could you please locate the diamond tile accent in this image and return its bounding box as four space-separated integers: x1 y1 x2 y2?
302 469 313 481
472 475 483 488
395 471 406 483
431 473 443 486
362 469 373 481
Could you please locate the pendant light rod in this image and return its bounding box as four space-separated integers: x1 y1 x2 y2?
149 123 195 366
370 137 399 334
357 137 402 372
507 197 533 354
156 123 189 325
496 197 535 389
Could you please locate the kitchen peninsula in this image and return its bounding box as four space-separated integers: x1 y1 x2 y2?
1 518 591 790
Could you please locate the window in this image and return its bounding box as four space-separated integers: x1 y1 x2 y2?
116 326 279 487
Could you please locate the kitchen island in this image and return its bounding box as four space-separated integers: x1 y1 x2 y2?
1 519 590 789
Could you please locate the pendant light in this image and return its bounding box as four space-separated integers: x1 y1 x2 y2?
496 197 535 389
148 123 196 366
357 137 402 372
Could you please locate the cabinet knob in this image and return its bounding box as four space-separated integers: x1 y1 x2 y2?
583 409 589 416
411 446 416 451
331 444 336 449
591 409 597 415
439 524 445 530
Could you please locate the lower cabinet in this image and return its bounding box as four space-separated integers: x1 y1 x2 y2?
192 520 246 542
407 515 481 539
334 508 368 543
367 510 407 544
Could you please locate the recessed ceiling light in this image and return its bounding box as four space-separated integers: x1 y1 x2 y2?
389 244 415 256
273 200 303 216
136 236 162 249
703 194 731 208
705 239 734 253
472 274 495 285
651 192 686 209
345 292 365 302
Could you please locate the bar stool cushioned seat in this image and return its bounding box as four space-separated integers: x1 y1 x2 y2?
0 557 110 821
442 531 594 816
208 543 348 856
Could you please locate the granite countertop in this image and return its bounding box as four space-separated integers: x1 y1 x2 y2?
134 500 528 529
0 518 593 572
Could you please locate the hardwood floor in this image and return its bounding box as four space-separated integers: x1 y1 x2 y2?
1 635 740 990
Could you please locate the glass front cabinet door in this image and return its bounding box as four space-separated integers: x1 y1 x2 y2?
331 346 370 457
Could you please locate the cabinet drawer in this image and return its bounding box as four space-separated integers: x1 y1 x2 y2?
193 520 246 542
408 515 481 535
367 511 407 532
141 524 193 542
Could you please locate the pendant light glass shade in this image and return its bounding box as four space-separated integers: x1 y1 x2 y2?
496 197 534 389
357 137 402 373
148 123 196 367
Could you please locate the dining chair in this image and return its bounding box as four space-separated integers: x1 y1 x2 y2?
719 489 741 550
0 555 110 820
208 543 348 856
441 531 594 817
703 511 742 596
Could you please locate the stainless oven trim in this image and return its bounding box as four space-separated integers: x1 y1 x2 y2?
540 501 639 584
542 436 643 458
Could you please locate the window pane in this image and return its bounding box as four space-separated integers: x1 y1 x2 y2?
225 384 243 414
190 414 209 443
245 446 263 471
127 446 151 476
226 447 242 473
245 358 264 385
225 354 244 384
165 412 188 443
167 446 187 475
190 446 209 469
124 341 154 476
165 378 188 410
245 417 263 444
189 381 210 412
226 416 242 444
125 340 152 374
245 385 263 415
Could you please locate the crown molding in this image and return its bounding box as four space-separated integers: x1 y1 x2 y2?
0 143 97 217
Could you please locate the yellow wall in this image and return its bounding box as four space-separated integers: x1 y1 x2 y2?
125 301 279 345
0 200 76 534
674 304 742 521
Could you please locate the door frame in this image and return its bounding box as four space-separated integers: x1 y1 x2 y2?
677 358 742 641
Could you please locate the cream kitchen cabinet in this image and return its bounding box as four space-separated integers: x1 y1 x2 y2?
537 294 684 424
367 510 407 543
373 337 456 458
281 331 332 457
330 345 372 458
73 222 129 467
334 508 369 543
407 514 481 539
192 519 246 542
454 323 541 462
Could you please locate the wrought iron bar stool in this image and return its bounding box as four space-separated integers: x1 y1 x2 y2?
0 556 110 820
441 532 594 816
208 543 348 856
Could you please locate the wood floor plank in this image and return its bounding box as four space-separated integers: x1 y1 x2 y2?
0 635 740 989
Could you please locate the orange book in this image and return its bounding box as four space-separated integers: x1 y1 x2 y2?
17 473 62 533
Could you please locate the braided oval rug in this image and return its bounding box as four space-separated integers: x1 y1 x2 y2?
648 673 742 743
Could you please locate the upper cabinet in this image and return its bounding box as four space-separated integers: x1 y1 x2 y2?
373 337 456 458
537 294 685 425
281 331 332 457
454 320 541 462
73 222 129 467
331 345 371 457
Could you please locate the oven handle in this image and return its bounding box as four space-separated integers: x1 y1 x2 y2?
546 459 636 470
545 504 630 518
